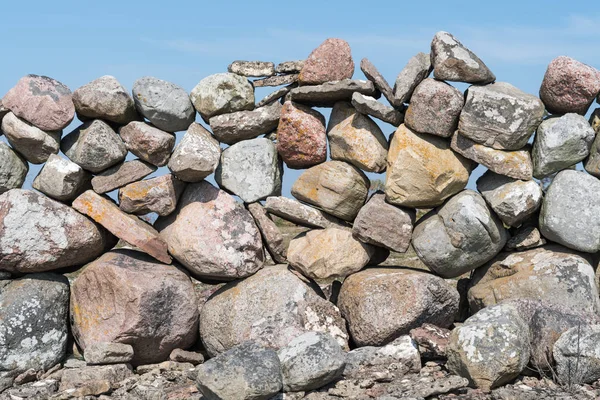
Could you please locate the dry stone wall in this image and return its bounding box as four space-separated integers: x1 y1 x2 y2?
1 30 600 399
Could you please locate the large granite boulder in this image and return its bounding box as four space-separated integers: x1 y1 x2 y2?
299 38 354 85
73 75 138 124
0 142 28 195
190 72 255 120
167 123 221 182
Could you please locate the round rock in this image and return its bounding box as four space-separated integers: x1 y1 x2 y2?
190 73 255 120
167 123 221 182
1 112 61 164
299 38 354 85
119 121 175 167
73 75 139 124
0 142 28 195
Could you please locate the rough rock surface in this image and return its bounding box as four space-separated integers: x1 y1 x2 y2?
256 84 295 107
32 154 91 202
169 348 204 365
299 38 354 85
0 189 106 273
155 181 264 280
253 74 298 88
168 124 220 183
73 75 138 124
360 58 395 106
118 174 186 217
59 363 133 391
505 225 547 251
0 142 28 194
70 250 198 365
351 92 403 126
412 190 508 278
119 121 175 167
585 108 600 176
228 60 275 77
338 268 459 347
409 324 451 360
393 52 432 105
209 101 281 145
1 112 61 164
385 124 472 207
247 202 287 263
190 73 255 120
84 343 134 365
277 60 305 74
264 196 346 229
91 159 156 194
289 79 379 107
554 324 600 384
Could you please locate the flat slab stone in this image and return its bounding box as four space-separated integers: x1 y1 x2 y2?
91 159 157 194
264 196 346 229
360 58 395 107
228 60 275 77
247 202 286 263
394 52 432 105
118 174 186 217
253 74 298 87
84 343 134 365
276 60 305 74
351 92 403 126
209 101 281 145
289 79 379 107
256 84 296 108
32 154 91 202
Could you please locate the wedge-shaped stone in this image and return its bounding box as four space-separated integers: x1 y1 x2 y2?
247 202 286 264
360 58 395 106
119 121 175 167
299 38 354 85
91 159 156 194
167 123 221 182
394 52 432 105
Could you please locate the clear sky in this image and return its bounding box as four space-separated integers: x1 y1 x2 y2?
1 0 599 198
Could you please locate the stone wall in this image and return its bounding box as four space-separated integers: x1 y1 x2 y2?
1 30 600 399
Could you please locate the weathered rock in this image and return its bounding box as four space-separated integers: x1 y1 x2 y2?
469 246 600 316
393 52 432 105
505 225 546 251
118 174 186 217
0 99 8 121
190 72 255 120
61 120 127 173
385 124 472 207
289 79 379 107
119 121 175 167
539 56 600 115
228 60 275 77
430 31 495 84
360 58 395 106
459 82 545 150
32 154 90 202
532 113 595 178
264 196 346 229
84 343 134 365
1 112 61 164
72 190 171 263
132 76 195 132
539 169 600 253
476 171 543 227
256 84 296 108
451 132 533 180
169 348 204 365
554 325 600 384
155 181 264 280
199 265 349 356
278 331 345 392
0 189 107 272
247 202 287 263
59 364 133 391
209 101 281 145
351 92 403 126
276 60 305 74
277 101 327 169
291 160 369 221
585 109 600 177
288 227 375 281
352 192 415 252
253 74 298 87
327 102 388 172
404 78 463 138
71 250 198 365
196 342 282 400
299 38 354 85
409 324 451 360
412 190 508 278
167 123 221 182
73 75 138 124
447 303 530 390
91 159 156 194
2 74 75 131
0 274 69 377
338 268 459 346
0 142 28 194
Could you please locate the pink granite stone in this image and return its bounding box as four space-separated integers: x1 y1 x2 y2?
298 38 354 85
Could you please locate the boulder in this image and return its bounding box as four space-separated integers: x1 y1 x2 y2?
393 52 432 105
199 265 349 356
0 189 107 273
405 78 463 138
196 342 282 400
0 142 28 194
278 331 345 392
190 72 255 120
247 202 287 263
32 154 91 202
264 196 346 229
430 31 495 84
1 112 61 164
91 159 156 194
412 190 508 278
61 120 127 173
554 325 600 384
338 268 459 346
118 174 186 217
73 75 138 124
167 122 221 182
155 181 264 280
70 250 198 365
84 343 134 365
385 124 472 207
209 101 281 145
352 192 415 253
228 60 275 77
532 113 595 178
447 303 530 390
118 121 175 167
299 38 354 85
2 74 74 131
291 160 369 221
276 101 327 169
215 137 283 203
132 76 195 132
360 58 395 106
327 102 388 172
289 79 379 107
351 92 404 126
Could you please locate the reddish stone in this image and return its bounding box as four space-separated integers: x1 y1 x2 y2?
409 323 451 359
299 38 354 85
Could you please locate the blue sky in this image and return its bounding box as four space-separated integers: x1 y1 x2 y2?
1 0 599 198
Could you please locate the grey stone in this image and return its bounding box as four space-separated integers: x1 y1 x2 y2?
190 72 255 120
476 171 543 227
431 31 495 84
584 108 600 177
351 92 403 126
405 78 463 138
196 342 282 400
247 202 287 263
132 76 195 132
264 196 347 229
393 52 432 105
256 84 296 108
209 101 281 145
276 60 305 74
61 120 127 173
360 58 395 106
84 343 134 365
73 75 139 124
32 154 91 202
167 123 221 182
118 174 186 217
0 142 28 195
554 325 600 384
412 190 508 278
228 60 275 77
278 331 345 392
1 112 61 164
459 82 545 150
532 114 595 178
505 226 546 251
253 74 298 87
169 348 204 365
59 364 133 391
539 169 600 252
91 159 157 194
118 121 175 167
288 79 380 107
